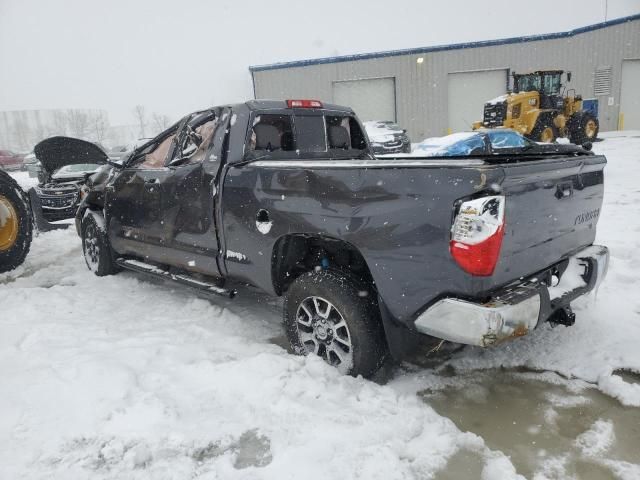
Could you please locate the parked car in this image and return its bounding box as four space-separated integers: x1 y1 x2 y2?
0 149 25 171
108 139 153 163
21 151 41 178
76 99 609 378
414 129 592 157
32 137 108 222
363 120 411 154
108 144 129 162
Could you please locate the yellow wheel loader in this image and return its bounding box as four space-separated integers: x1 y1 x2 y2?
472 70 599 144
0 170 33 273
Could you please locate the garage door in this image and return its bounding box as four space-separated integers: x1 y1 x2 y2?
332 78 396 122
448 70 507 133
620 60 640 130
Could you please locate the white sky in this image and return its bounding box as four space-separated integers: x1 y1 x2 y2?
1 0 638 124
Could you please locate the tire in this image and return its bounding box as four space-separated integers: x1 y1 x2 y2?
283 269 388 377
569 112 599 145
81 213 118 276
530 115 558 143
0 171 32 273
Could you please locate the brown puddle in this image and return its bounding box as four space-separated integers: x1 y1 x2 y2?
420 368 640 479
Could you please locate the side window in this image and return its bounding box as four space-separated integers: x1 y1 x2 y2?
543 74 561 95
138 134 176 169
247 114 294 154
326 115 367 150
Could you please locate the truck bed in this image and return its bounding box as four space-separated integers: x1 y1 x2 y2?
222 153 606 326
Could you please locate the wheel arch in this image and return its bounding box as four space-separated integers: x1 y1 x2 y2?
274 234 426 363
76 203 105 236
271 233 376 296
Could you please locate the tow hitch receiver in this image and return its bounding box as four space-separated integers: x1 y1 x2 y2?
549 306 576 327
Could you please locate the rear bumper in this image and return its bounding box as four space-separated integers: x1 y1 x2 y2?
414 244 609 347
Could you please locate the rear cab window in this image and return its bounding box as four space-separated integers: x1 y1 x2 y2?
245 108 368 160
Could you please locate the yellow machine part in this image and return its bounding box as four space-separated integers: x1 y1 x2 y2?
501 92 539 135
474 91 583 138
0 194 19 251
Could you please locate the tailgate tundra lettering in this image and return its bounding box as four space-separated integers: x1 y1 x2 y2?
574 208 600 225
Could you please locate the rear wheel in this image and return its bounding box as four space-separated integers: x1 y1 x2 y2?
569 113 599 145
531 116 558 143
283 269 388 377
81 214 118 276
0 171 32 273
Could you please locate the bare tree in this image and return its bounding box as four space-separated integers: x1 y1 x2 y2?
33 121 47 145
66 110 90 139
12 117 33 152
89 111 110 144
132 105 147 138
150 112 171 135
50 110 68 136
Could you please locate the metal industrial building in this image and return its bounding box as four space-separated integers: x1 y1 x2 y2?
250 14 640 141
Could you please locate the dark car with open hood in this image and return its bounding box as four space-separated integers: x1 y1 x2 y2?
32 137 110 222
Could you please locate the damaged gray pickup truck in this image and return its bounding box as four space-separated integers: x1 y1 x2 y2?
76 99 609 377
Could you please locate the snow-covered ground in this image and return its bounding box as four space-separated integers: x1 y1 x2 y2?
1 133 639 479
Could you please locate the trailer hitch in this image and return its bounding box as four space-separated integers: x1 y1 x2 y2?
548 306 576 327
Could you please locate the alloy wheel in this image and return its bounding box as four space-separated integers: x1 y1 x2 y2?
295 296 354 374
0 195 19 251
585 119 597 138
83 223 100 271
540 127 555 143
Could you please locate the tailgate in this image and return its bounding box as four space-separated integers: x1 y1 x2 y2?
491 155 606 286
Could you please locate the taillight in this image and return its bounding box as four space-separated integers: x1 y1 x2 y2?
286 99 323 108
450 195 505 276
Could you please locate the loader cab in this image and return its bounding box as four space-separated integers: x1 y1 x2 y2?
513 70 565 110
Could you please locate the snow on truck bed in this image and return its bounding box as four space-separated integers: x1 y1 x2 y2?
2 132 640 479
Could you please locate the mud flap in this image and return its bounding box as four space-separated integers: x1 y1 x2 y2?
378 295 434 361
28 188 69 232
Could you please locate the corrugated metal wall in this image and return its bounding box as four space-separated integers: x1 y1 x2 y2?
252 18 640 140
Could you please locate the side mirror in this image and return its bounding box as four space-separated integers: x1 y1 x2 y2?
106 158 123 169
567 71 572 82
168 155 190 167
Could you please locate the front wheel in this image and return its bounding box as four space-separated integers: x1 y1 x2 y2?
0 171 32 273
283 270 388 377
81 214 119 276
569 113 599 145
531 117 558 143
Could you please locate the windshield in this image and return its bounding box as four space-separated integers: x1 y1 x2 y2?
515 74 541 92
53 163 102 176
363 121 403 138
375 121 402 130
